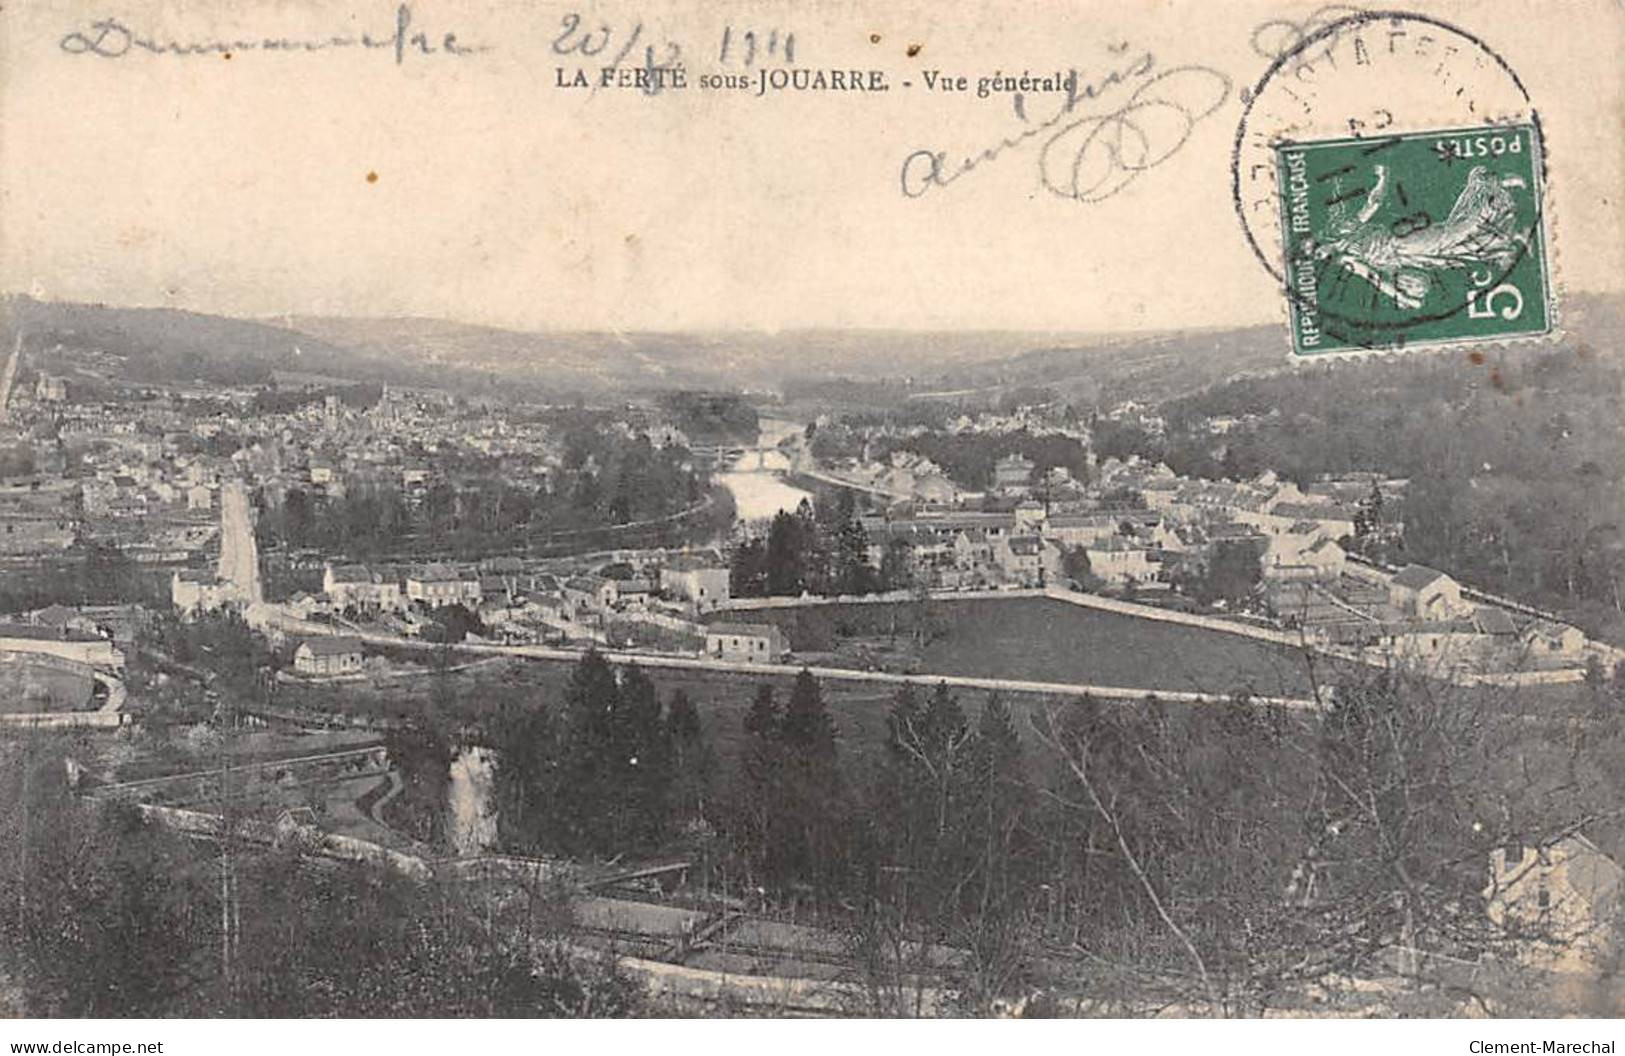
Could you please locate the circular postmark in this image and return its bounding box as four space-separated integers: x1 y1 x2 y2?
1232 10 1553 355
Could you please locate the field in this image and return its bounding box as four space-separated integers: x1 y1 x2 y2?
716 596 1319 698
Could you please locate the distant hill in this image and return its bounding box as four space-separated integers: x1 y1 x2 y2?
932 289 1625 409
4 289 1616 404
282 315 1119 395
0 296 358 389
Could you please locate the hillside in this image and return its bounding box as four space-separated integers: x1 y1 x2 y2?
5 289 1617 405
0 296 361 389
283 316 1128 395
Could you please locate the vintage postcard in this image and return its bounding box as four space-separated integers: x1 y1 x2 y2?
1 0 1623 1033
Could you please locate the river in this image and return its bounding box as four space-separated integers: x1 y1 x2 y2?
717 418 813 522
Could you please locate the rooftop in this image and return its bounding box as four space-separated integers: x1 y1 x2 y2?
707 622 781 639
296 635 364 656
1392 564 1449 591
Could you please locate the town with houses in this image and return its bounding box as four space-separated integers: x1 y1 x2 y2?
0 321 1612 703
0 318 1621 1016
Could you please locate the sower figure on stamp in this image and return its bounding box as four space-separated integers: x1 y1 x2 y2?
1315 162 1531 311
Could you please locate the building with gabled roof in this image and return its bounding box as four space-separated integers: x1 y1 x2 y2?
1487 828 1624 973
1389 565 1470 621
292 635 364 677
705 622 787 663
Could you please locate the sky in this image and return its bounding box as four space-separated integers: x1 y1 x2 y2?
1 0 1620 334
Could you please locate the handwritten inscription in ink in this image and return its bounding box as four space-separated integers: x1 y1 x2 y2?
60 4 485 64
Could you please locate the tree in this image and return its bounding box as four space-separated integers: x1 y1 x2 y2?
763 510 808 596
1061 546 1105 592
1033 664 1613 1015
1193 539 1263 607
735 683 783 888
423 602 486 644
782 669 837 763
863 688 1039 1012
830 489 878 595
736 671 844 894
612 664 672 848
493 694 555 855
550 650 627 855
879 537 916 593
665 689 712 824
744 682 780 740
730 538 768 598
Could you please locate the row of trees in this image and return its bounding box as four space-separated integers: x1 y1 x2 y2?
0 541 159 613
256 430 715 560
807 423 1092 492
730 493 912 599
493 651 711 859
480 651 1623 1013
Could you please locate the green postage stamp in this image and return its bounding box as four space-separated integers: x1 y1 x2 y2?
1274 124 1553 357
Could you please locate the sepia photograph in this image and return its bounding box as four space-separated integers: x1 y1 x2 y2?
0 0 1623 1039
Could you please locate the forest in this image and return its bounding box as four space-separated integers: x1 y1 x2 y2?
6 642 1625 1015
430 649 1625 1013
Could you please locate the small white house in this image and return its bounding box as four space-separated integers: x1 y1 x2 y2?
705 622 787 664
1521 620 1587 663
660 560 731 612
292 636 364 677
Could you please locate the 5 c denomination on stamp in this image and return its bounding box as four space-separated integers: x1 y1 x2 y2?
1276 123 1552 356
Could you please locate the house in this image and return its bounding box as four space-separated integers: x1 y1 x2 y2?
953 528 995 569
1084 537 1160 586
292 635 364 677
34 374 67 403
1388 565 1470 621
1521 620 1586 663
992 453 1035 490
1383 620 1491 668
405 564 482 608
616 578 658 607
1263 536 1346 583
563 575 619 613
185 483 214 512
30 604 99 637
284 591 327 620
172 569 233 615
995 534 1062 586
1486 831 1623 973
660 559 731 613
1045 512 1122 548
705 622 788 663
323 563 403 612
1256 501 1358 540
